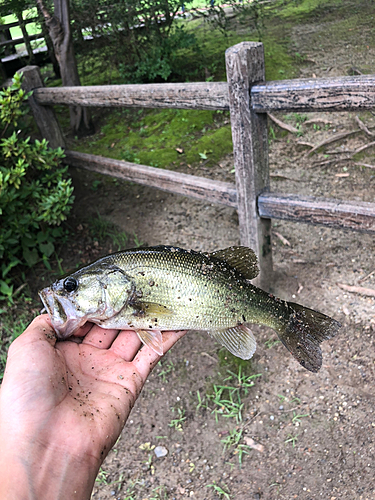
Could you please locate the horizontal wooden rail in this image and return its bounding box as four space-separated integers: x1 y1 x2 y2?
0 32 43 48
33 74 375 113
258 192 375 233
34 82 230 110
64 151 375 233
0 18 37 31
251 75 375 112
64 150 238 207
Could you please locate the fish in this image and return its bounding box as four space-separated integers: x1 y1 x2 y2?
39 245 341 372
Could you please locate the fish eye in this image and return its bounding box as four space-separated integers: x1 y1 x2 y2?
63 277 78 293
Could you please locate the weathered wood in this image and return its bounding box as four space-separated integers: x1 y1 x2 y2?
258 192 375 233
33 82 230 110
32 75 375 113
0 18 37 31
0 33 43 48
64 150 238 208
252 75 375 112
19 66 65 149
17 13 34 62
226 41 273 289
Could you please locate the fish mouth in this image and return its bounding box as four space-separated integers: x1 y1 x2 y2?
39 287 86 339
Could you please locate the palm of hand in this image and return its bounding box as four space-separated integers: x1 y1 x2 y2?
1 316 185 466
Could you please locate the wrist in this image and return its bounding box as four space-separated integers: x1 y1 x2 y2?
0 432 100 500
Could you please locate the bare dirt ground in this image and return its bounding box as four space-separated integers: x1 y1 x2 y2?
59 8 375 500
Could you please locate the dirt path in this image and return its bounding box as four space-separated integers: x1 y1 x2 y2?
61 5 375 500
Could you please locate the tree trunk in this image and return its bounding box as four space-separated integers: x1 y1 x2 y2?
36 0 94 136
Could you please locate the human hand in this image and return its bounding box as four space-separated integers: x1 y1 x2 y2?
0 315 186 500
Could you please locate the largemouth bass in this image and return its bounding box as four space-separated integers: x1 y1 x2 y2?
39 245 340 372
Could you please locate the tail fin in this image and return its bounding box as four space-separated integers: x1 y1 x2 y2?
278 302 341 372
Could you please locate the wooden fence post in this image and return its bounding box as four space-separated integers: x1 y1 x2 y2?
225 42 273 289
18 65 65 149
16 13 35 63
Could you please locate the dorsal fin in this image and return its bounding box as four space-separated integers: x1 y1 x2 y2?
209 246 259 280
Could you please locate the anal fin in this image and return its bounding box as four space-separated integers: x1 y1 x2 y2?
207 325 257 360
136 329 164 356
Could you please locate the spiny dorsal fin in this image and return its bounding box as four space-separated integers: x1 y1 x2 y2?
209 246 259 280
207 325 257 360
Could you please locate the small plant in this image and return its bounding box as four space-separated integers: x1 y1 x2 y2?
157 359 174 383
95 467 109 485
220 426 252 467
285 433 299 447
291 411 309 425
206 368 260 424
221 427 244 450
133 232 144 248
206 481 231 500
150 485 168 500
169 406 186 431
89 212 128 250
196 389 209 412
265 337 281 349
235 443 252 468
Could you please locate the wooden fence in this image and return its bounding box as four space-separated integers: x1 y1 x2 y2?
20 41 375 288
0 15 44 58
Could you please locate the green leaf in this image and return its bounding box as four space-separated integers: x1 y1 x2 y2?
0 280 13 297
23 247 39 267
39 241 55 257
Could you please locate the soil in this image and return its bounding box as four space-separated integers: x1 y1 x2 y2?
45 5 375 500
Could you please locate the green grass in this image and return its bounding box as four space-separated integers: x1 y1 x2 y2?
71 107 233 170
0 305 35 381
205 367 261 424
88 212 129 250
69 0 301 168
273 0 345 20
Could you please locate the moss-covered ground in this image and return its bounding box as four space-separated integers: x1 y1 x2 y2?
57 0 374 171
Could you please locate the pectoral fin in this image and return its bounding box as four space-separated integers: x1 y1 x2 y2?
136 329 164 355
142 302 173 316
207 325 257 360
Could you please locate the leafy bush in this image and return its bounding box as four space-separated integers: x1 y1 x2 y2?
0 73 74 301
71 0 201 83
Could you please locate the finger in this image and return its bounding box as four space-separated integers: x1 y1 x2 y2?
82 324 119 349
110 330 142 362
132 330 187 381
11 315 57 351
72 322 95 338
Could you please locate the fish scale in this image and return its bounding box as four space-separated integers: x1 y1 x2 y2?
105 247 249 331
39 245 341 372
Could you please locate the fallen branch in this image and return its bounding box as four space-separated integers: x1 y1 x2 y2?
311 157 351 167
358 269 375 284
296 141 314 148
305 129 361 157
274 231 291 246
350 140 375 157
267 112 299 134
354 115 374 137
304 118 332 125
337 283 375 297
353 162 375 169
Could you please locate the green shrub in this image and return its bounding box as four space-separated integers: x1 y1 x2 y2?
0 73 74 301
